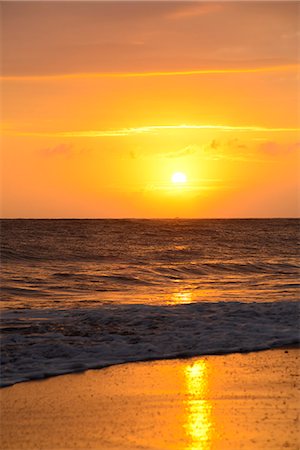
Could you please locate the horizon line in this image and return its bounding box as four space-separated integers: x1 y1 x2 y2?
1 217 299 220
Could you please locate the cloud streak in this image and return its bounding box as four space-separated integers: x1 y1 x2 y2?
40 143 73 157
1 64 298 82
163 145 199 158
166 3 223 20
258 141 300 155
7 123 300 138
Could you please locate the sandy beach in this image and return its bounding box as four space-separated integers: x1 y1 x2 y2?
0 348 299 450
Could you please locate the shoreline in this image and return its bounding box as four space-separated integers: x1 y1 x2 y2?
1 348 299 449
2 342 299 390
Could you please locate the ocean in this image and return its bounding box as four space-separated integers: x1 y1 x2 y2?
1 219 299 387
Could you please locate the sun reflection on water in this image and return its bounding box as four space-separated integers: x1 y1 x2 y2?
184 360 212 450
170 291 193 304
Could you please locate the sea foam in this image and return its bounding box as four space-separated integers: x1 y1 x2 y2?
1 301 299 387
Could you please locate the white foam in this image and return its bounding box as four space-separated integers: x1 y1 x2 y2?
1 301 299 387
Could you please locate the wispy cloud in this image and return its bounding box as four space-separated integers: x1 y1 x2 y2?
40 143 73 157
258 141 300 155
167 3 222 20
1 64 298 82
203 138 300 162
39 143 89 158
8 123 300 138
203 139 253 162
162 145 199 158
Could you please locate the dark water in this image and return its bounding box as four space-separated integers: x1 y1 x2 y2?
1 219 299 386
1 219 300 308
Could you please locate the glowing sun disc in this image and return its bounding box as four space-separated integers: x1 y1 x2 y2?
172 172 187 183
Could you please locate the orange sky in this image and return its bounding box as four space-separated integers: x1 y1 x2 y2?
1 1 299 218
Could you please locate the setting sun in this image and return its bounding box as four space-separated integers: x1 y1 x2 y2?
172 172 187 184
1 1 299 220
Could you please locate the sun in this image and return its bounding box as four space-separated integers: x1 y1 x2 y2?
172 172 187 184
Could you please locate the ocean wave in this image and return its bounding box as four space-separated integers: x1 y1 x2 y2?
1 301 299 387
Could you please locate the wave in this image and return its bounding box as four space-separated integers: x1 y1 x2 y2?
2 249 299 280
1 248 112 263
1 301 299 387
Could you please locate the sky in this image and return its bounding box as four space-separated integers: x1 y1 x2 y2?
1 1 299 218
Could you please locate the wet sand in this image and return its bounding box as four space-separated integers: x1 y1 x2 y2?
0 348 299 450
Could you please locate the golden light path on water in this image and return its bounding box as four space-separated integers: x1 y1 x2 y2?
171 291 193 304
169 287 214 448
168 288 223 304
184 360 213 450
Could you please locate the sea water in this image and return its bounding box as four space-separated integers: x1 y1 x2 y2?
1 219 299 386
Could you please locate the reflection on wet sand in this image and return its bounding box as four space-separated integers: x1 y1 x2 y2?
184 360 212 450
0 350 298 450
